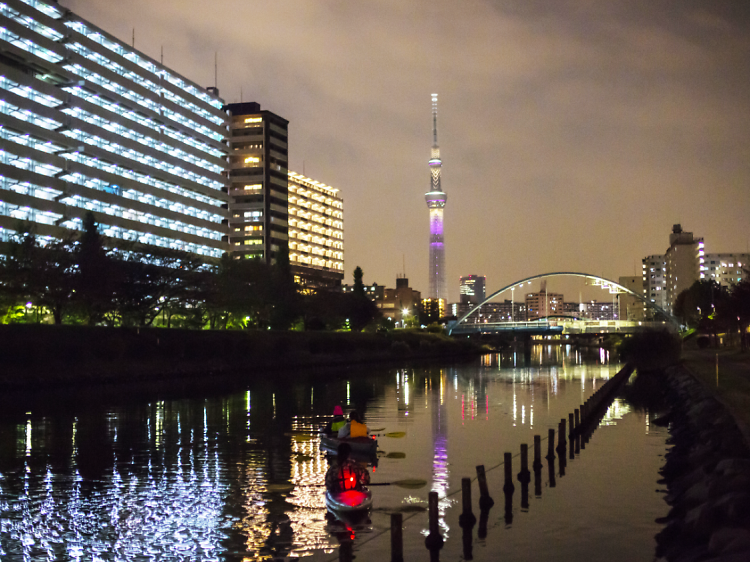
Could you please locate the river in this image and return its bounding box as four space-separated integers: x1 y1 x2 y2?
0 345 668 561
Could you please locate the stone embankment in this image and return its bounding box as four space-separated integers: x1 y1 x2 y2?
0 325 485 391
655 364 750 562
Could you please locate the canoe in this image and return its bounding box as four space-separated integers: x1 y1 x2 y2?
325 488 373 512
319 433 378 457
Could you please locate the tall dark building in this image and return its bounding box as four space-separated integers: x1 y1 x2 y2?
225 102 289 264
459 275 486 304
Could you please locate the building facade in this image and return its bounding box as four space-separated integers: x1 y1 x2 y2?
525 290 564 319
459 275 486 304
703 253 750 287
618 275 646 321
0 0 228 258
287 171 344 288
665 224 702 312
642 254 668 311
425 94 447 301
579 300 617 321
450 300 526 323
224 102 288 264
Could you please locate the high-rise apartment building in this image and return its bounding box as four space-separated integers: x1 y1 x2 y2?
459 275 485 304
703 253 750 287
525 289 564 319
224 102 288 264
450 300 526 323
425 94 447 301
287 171 344 288
618 276 646 321
0 0 229 258
642 255 668 311
665 224 702 312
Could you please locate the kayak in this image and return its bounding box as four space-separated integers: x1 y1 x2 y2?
319 433 378 457
325 488 373 512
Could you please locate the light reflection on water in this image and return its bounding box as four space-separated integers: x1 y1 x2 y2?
0 345 667 560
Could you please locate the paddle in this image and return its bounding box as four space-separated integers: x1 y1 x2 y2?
371 479 426 489
286 479 428 490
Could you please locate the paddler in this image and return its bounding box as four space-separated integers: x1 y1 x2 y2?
337 410 368 439
325 443 370 492
323 405 347 434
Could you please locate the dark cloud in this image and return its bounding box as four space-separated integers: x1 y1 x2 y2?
66 0 750 300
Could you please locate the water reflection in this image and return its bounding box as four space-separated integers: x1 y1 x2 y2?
0 344 655 560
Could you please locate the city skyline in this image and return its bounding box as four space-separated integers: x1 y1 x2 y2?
66 0 750 301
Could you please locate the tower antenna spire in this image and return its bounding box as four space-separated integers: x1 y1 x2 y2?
432 93 438 145
425 93 447 301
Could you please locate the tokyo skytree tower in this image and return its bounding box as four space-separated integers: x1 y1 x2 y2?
425 93 447 301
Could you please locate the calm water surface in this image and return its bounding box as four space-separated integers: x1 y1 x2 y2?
0 346 668 561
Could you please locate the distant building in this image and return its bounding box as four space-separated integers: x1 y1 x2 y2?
287 172 344 289
618 276 646 321
665 224 702 313
459 275 486 304
420 297 446 324
703 253 750 287
580 300 617 321
525 284 564 319
450 300 526 323
642 254 668 312
563 302 581 318
341 283 385 301
225 102 289 265
355 276 420 324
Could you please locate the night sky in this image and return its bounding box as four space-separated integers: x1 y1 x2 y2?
66 0 750 302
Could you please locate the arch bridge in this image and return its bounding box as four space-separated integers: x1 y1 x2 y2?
446 272 679 336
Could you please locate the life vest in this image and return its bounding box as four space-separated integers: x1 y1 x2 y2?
337 464 359 491
350 420 368 438
331 418 346 432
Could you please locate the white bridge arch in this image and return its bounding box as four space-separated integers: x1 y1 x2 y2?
448 272 678 335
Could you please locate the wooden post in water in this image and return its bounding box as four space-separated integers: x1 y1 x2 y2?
459 477 477 527
459 477 476 560
518 444 530 510
425 491 444 553
533 435 542 469
569 413 575 438
547 429 555 459
391 513 403 562
503 452 515 493
340 541 353 562
558 419 566 450
476 465 494 509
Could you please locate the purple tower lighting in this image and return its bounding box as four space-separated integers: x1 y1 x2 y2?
426 94 448 301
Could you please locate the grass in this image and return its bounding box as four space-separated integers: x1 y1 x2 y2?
682 348 750 442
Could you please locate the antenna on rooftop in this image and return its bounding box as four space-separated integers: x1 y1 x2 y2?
214 52 218 89
403 254 406 277
160 45 163 65
132 28 135 48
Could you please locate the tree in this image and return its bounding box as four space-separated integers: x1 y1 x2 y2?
673 280 728 328
109 245 205 327
721 272 750 350
268 243 301 330
346 266 378 331
0 226 77 324
353 266 365 298
75 212 114 324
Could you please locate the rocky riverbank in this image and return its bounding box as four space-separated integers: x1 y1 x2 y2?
654 364 750 562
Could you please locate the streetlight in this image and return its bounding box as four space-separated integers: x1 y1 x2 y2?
402 308 410 328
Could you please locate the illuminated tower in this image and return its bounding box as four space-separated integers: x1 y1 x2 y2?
426 94 448 300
